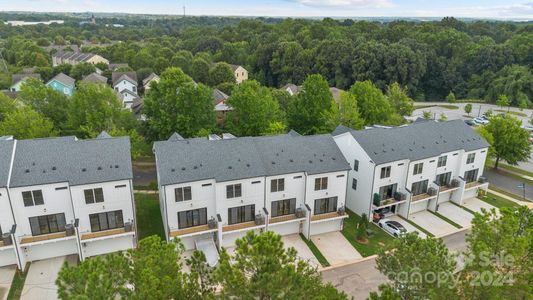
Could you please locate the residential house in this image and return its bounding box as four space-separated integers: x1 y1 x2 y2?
281 83 301 96
0 137 17 267
213 89 231 124
52 52 109 67
153 133 350 252
230 65 248 84
108 63 129 72
0 133 137 269
10 74 41 92
118 89 140 110
332 120 490 221
46 73 75 97
142 73 160 93
113 72 139 108
81 72 108 85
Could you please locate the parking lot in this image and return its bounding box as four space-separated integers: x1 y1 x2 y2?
311 232 362 266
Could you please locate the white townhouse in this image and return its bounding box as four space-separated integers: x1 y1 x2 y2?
332 120 490 221
153 132 350 252
0 133 137 270
0 137 17 267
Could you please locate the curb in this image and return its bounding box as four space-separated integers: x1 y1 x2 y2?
319 254 378 272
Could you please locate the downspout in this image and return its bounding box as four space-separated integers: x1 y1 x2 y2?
367 163 376 219
404 161 413 218
129 179 139 246
162 185 170 241
66 184 82 260
6 140 17 226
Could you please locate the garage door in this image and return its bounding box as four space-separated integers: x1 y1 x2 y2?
410 200 428 214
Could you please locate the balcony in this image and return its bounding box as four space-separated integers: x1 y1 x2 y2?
20 231 68 245
373 192 407 208
465 180 488 191
270 214 306 224
222 221 260 233
170 225 215 238
439 185 459 194
81 228 129 241
311 211 347 222
411 193 436 202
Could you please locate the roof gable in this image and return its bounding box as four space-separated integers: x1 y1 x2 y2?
47 73 75 87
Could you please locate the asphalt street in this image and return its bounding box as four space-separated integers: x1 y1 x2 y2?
483 168 533 201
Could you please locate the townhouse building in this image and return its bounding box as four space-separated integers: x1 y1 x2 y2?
154 132 350 251
0 133 137 269
332 120 490 221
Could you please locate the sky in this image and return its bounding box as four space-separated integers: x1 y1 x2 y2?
1 0 533 19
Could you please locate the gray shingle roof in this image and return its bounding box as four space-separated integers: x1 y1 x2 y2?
112 72 138 86
154 134 350 186
9 135 133 188
142 73 159 86
81 72 108 84
47 73 75 87
11 74 41 85
0 138 15 188
212 89 229 105
332 120 490 165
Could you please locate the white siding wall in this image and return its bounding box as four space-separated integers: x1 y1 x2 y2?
306 171 347 216
265 172 305 216
0 188 14 235
405 157 438 192
373 160 409 195
114 80 137 95
217 177 265 226
459 148 488 181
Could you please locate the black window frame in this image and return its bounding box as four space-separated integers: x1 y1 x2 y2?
228 204 255 225
380 166 391 179
271 198 296 218
22 190 44 207
29 213 66 236
314 177 328 191
178 208 208 229
89 210 124 232
353 160 359 171
226 184 242 199
84 188 104 204
314 197 338 215
175 186 192 202
411 180 429 196
436 172 452 186
467 153 476 164
270 178 285 193
413 163 424 175
464 169 479 183
437 156 447 168
352 178 357 190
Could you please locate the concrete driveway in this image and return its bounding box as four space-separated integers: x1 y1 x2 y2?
437 202 475 228
282 234 320 268
0 266 16 300
311 232 362 266
409 211 457 237
387 215 427 238
21 255 77 300
463 198 498 214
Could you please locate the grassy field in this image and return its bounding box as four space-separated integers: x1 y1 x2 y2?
414 104 459 110
7 265 29 300
299 234 330 267
341 210 395 257
135 193 165 240
480 192 521 209
494 109 528 117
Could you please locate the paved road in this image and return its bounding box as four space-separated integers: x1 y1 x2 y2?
517 150 533 174
321 230 470 299
483 168 533 201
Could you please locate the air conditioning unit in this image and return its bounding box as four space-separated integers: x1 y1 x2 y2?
295 208 306 218
428 187 438 196
450 179 460 188
478 177 487 184
124 222 133 232
207 217 217 229
2 233 12 246
65 224 75 236
337 205 346 215
254 215 265 225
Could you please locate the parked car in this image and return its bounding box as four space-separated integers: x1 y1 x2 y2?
378 219 407 237
464 119 477 126
473 117 489 125
522 124 533 132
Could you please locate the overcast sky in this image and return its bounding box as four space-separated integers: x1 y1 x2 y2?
1 0 533 19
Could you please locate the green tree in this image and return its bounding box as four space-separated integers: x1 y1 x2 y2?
208 62 235 86
375 233 457 300
215 231 347 299
423 111 432 120
368 284 402 300
464 103 473 116
288 74 338 135
349 81 394 125
191 58 211 84
386 82 414 116
70 62 97 80
338 91 364 130
0 92 17 122
0 107 57 139
108 128 145 160
439 113 448 121
261 121 287 136
144 67 215 139
485 115 531 168
446 91 456 103
356 213 369 242
496 94 510 110
226 80 284 136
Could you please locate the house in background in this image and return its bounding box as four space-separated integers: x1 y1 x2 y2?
213 88 231 124
0 133 137 270
281 83 301 96
46 73 75 97
10 74 41 92
108 63 129 72
52 52 109 67
113 72 138 108
153 132 350 252
142 73 160 93
81 72 108 85
332 120 489 222
230 64 248 84
118 90 140 110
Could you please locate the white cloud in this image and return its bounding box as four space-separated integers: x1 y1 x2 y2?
287 0 394 8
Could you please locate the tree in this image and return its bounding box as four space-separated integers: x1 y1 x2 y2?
349 81 394 125
496 94 510 110
208 62 235 86
215 231 347 299
375 233 457 299
356 213 369 242
464 103 473 116
70 62 96 80
485 115 531 168
288 74 338 135
439 113 448 121
423 111 432 120
144 67 215 139
459 206 532 299
446 91 456 103
226 80 284 136
338 91 364 130
191 58 211 84
0 92 17 122
0 107 57 139
386 82 414 116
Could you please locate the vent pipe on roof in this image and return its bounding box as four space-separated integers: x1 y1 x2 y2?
222 133 236 139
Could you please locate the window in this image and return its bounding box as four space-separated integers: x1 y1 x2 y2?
464 169 479 183
89 210 124 232
379 184 397 200
115 184 126 188
314 177 328 190
228 205 255 225
271 178 285 192
251 181 261 184
55 186 67 191
353 160 359 171
22 190 44 207
0 225 3 237
380 166 391 179
202 183 212 187
84 188 104 204
437 156 447 168
337 174 345 178
178 208 207 229
413 163 424 175
467 153 476 164
226 184 242 199
132 86 137 93
314 197 338 215
63 87 69 94
175 187 192 202
352 179 357 190
293 176 302 179
411 180 429 196
29 213 66 236
436 172 452 186
271 199 296 218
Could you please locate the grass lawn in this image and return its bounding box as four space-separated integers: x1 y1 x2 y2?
7 265 29 300
480 192 520 209
341 210 395 257
414 104 459 110
494 109 528 117
299 234 330 267
135 193 165 240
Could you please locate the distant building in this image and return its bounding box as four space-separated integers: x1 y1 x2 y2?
46 73 76 97
230 64 248 84
52 52 109 67
142 73 160 92
281 83 301 96
81 73 108 85
113 72 138 109
108 63 129 72
213 89 232 124
10 74 41 92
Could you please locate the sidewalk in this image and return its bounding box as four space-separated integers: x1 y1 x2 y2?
488 189 533 209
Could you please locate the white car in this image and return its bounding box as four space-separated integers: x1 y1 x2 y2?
378 219 407 237
473 117 489 125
